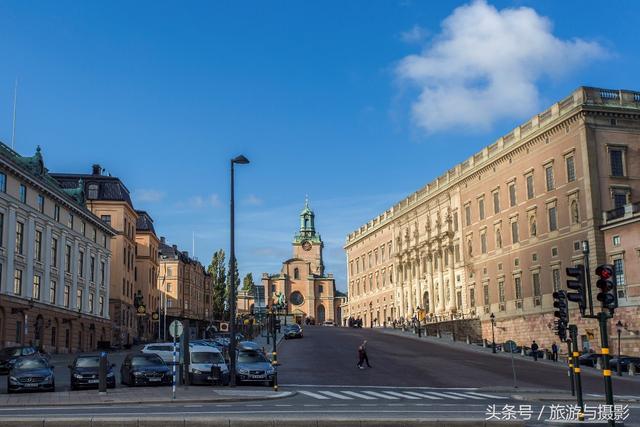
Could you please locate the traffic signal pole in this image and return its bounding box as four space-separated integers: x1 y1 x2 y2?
566 340 575 397
597 312 615 427
568 325 584 421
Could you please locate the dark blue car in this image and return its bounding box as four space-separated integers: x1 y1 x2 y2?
7 356 55 393
69 355 116 390
120 353 171 386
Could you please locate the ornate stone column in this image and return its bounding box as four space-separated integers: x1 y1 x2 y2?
447 245 456 312
437 248 445 313
427 253 435 314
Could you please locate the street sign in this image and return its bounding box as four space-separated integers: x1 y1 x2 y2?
219 322 229 332
169 320 183 338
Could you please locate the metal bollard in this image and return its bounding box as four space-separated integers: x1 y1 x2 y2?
629 363 636 376
98 352 107 394
596 358 602 370
466 336 470 345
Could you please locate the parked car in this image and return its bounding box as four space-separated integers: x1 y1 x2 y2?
0 346 40 374
237 341 262 351
579 353 601 368
235 348 275 386
188 345 229 385
7 356 55 393
141 343 180 365
120 353 172 386
283 324 303 339
322 320 335 327
609 356 640 373
69 355 116 390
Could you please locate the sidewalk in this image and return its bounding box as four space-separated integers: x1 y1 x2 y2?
0 386 293 407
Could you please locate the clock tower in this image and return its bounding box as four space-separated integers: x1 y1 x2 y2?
293 197 324 275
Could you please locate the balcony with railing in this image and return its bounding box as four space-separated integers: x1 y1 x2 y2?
602 202 640 225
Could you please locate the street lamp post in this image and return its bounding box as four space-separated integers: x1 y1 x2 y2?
616 320 623 376
229 154 250 388
490 313 496 354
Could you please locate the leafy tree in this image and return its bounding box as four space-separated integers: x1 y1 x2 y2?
226 258 240 296
242 273 256 294
207 249 226 320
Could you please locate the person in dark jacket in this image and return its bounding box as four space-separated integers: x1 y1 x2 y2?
531 341 539 361
551 342 558 362
357 340 372 369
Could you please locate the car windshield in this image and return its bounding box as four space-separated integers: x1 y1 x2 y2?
14 358 48 370
132 355 163 366
238 351 268 364
75 357 101 368
191 351 225 364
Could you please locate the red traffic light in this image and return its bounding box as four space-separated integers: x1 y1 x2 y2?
596 264 614 279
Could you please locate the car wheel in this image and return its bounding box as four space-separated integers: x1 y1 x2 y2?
70 383 76 391
130 374 135 386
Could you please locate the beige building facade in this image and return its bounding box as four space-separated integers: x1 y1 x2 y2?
262 200 340 324
135 211 160 342
346 87 640 353
0 144 115 353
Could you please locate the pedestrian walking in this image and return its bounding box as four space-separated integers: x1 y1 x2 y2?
531 340 539 361
551 342 558 362
356 340 372 369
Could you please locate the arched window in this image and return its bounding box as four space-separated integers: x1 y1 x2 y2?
294 268 300 279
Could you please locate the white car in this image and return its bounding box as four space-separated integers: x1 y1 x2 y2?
141 343 180 364
188 345 229 385
322 320 335 327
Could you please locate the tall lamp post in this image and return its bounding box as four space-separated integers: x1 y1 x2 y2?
229 154 250 387
616 320 623 376
490 313 496 354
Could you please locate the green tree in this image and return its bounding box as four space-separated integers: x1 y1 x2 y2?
227 258 240 296
242 273 256 294
207 249 226 320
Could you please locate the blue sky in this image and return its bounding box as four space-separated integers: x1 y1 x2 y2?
0 1 637 291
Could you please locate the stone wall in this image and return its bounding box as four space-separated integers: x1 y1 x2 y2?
424 318 482 342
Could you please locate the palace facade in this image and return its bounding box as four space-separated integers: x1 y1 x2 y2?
345 87 640 354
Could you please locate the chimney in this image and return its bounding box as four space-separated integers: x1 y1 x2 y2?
160 236 166 244
92 164 102 175
182 251 189 258
172 244 178 252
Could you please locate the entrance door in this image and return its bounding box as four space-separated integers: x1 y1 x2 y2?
317 305 326 323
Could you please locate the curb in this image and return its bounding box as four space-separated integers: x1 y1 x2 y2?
0 417 526 427
0 391 296 408
511 393 640 403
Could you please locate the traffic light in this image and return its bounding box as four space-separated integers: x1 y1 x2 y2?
595 264 618 313
565 265 586 316
553 290 568 341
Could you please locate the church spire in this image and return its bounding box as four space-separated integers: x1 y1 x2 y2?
299 196 315 233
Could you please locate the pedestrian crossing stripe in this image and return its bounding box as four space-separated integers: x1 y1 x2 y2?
298 390 509 401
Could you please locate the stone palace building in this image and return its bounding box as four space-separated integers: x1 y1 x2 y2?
344 87 640 354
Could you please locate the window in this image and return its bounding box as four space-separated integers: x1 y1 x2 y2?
609 149 624 177
33 275 41 300
77 289 83 311
511 221 519 244
68 213 74 230
469 288 475 307
54 205 60 222
65 245 72 272
78 251 84 278
552 269 561 292
90 256 95 282
533 272 541 299
37 195 45 213
0 173 5 192
526 175 534 199
92 228 97 243
0 213 3 246
35 230 42 261
14 269 22 295
548 206 558 231
318 285 324 293
566 156 576 182
465 205 471 226
81 221 86 236
100 261 105 286
480 232 487 254
88 293 94 312
612 235 621 246
552 247 558 257
51 238 58 267
545 166 555 191
614 258 625 288
15 221 24 254
514 277 522 300
498 281 505 303
483 284 489 306
612 189 628 209
88 184 99 199
99 296 104 315
493 192 500 214
50 280 57 304
64 284 70 308
509 183 517 207
478 198 485 220
453 212 458 232
454 244 460 262
293 267 299 279
19 184 26 203
16 321 22 344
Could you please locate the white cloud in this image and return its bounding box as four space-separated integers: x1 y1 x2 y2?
177 193 223 210
244 194 263 206
395 0 604 133
133 189 166 203
400 25 428 44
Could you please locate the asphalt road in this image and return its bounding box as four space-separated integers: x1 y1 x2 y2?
277 326 640 395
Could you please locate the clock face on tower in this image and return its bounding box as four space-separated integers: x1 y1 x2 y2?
302 241 312 251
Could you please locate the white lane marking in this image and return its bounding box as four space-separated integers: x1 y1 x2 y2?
466 392 509 400
445 392 485 400
403 391 442 400
362 390 399 400
424 392 464 400
299 390 330 400
318 391 353 400
341 391 376 400
382 391 421 400
183 404 203 408
283 384 477 390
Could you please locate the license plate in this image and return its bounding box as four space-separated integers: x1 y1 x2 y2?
148 377 162 382
88 379 99 384
249 375 265 379
23 383 38 388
